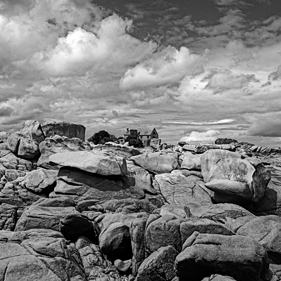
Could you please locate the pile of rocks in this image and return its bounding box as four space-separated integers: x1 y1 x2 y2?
0 120 281 281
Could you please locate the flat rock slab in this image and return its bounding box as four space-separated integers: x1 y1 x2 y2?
49 151 124 176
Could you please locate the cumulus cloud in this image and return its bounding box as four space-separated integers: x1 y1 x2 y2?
120 46 205 90
179 130 221 143
30 15 156 77
205 70 258 92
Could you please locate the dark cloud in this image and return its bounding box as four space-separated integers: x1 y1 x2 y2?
248 119 281 137
0 106 13 117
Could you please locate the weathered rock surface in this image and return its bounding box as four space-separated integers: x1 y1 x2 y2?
99 222 132 261
49 151 125 176
135 245 178 281
38 135 90 168
15 198 78 232
175 232 268 281
92 142 141 158
180 151 201 170
201 149 271 202
41 118 86 141
153 173 212 207
0 239 86 281
131 151 179 174
236 215 281 262
126 160 156 194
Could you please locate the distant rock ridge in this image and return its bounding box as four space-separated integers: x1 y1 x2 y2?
216 138 281 156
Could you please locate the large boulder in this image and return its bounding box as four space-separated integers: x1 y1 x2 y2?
41 118 86 141
201 149 271 202
21 120 45 143
175 232 269 281
0 238 87 281
153 173 212 207
99 222 132 262
180 152 201 170
49 151 126 176
126 160 157 195
7 132 40 160
37 135 90 168
254 165 281 216
15 198 78 232
21 168 58 194
236 215 281 262
135 245 178 281
131 151 179 174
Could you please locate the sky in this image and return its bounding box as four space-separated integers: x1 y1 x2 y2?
0 0 281 146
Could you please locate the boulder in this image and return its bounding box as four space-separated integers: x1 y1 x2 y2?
60 213 98 242
15 199 79 232
20 237 87 281
21 120 45 143
201 149 271 202
186 202 254 223
0 242 63 281
254 166 281 216
99 222 132 261
153 173 212 207
180 152 201 170
75 237 110 276
135 245 178 281
21 168 58 194
205 179 252 204
236 215 281 262
0 203 18 231
41 118 86 141
145 214 182 253
37 135 90 168
131 151 179 174
175 232 269 281
126 160 157 194
7 132 40 159
49 151 125 176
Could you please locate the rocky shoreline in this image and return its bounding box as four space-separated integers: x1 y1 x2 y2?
0 120 280 281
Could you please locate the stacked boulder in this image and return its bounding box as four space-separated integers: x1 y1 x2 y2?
0 120 281 281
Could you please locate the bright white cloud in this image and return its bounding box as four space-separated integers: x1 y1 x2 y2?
120 46 205 90
179 130 221 143
28 14 157 77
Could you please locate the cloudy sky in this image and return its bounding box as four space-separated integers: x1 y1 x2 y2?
0 0 281 146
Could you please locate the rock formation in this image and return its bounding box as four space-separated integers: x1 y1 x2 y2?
0 119 281 281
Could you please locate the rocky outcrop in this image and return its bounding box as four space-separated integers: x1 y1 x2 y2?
41 118 86 141
1 119 281 281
